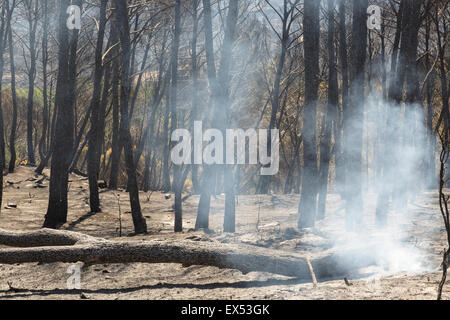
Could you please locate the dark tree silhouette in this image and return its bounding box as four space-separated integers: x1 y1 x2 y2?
298 0 320 229
43 0 77 228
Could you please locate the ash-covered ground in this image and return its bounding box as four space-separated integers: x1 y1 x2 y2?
0 166 448 300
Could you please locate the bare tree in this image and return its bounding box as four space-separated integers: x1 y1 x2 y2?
7 0 17 173
43 0 76 228
87 0 108 213
298 0 320 229
113 0 147 234
23 0 39 166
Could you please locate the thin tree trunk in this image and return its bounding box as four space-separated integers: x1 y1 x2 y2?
170 0 183 232
190 0 200 194
317 0 338 221
0 3 9 210
26 0 39 166
87 0 108 213
221 0 239 233
258 0 290 194
108 24 121 190
113 0 147 234
195 0 219 230
38 0 49 162
336 0 348 198
7 2 18 173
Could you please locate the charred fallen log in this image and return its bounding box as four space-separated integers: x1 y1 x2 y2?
0 228 379 280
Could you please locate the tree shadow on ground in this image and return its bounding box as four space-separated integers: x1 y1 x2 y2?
0 271 377 299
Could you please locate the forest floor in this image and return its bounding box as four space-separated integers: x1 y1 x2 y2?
0 166 449 300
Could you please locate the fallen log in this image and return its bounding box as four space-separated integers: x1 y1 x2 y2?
0 228 102 247
0 228 380 279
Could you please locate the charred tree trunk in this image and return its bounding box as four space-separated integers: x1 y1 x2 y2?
87 0 108 213
317 0 338 221
376 0 424 227
113 0 147 234
298 0 320 229
25 0 39 166
336 0 348 199
434 2 449 146
220 0 239 233
344 0 368 230
424 2 435 189
169 0 183 232
195 0 219 230
0 228 385 281
7 2 17 173
402 0 425 204
375 0 405 227
38 0 49 164
0 3 9 210
190 0 200 195
108 25 121 190
43 0 76 228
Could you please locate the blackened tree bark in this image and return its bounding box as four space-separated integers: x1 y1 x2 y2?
113 0 147 234
170 0 183 232
344 0 368 230
108 22 121 190
317 0 338 221
424 0 435 189
298 0 320 229
7 1 17 173
336 0 348 198
190 0 200 195
220 0 239 233
0 2 9 209
87 0 108 213
24 0 39 166
376 0 405 227
434 1 449 146
38 0 49 164
376 0 424 227
161 88 171 192
195 0 219 230
43 0 76 228
402 0 425 204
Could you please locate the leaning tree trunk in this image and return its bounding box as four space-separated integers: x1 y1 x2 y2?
258 0 290 195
